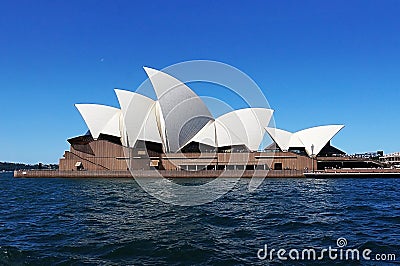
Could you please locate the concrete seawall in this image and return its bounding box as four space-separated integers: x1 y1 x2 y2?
14 169 305 178
13 168 400 178
305 168 400 178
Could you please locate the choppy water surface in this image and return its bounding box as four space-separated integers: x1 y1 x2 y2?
0 172 399 265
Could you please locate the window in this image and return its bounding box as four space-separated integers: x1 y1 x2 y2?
274 163 283 170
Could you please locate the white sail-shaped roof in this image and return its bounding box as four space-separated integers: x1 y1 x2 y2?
114 89 135 146
155 101 168 150
137 103 163 144
114 89 162 147
296 125 344 156
74 69 344 157
265 125 344 156
188 108 274 151
264 128 294 152
217 108 274 150
114 89 135 114
189 120 217 147
144 67 213 152
75 104 121 139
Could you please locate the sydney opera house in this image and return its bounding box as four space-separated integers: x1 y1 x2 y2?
58 67 377 175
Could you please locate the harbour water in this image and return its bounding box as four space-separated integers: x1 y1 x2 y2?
0 172 399 265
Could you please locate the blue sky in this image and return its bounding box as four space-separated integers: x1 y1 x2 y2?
0 0 399 163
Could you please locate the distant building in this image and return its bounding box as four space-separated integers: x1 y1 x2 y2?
380 152 400 168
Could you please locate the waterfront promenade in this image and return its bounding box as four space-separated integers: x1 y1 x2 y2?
14 168 400 178
14 169 303 178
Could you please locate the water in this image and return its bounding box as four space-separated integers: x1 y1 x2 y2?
1 172 399 265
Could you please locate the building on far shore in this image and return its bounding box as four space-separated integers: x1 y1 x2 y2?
59 67 384 174
380 152 400 168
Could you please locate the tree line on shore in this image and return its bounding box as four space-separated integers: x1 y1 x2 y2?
0 162 58 171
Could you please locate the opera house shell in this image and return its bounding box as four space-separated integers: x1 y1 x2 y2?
59 67 347 173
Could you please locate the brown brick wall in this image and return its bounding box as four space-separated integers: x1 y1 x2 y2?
59 140 314 171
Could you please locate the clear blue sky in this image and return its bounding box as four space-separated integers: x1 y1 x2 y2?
1 0 399 164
